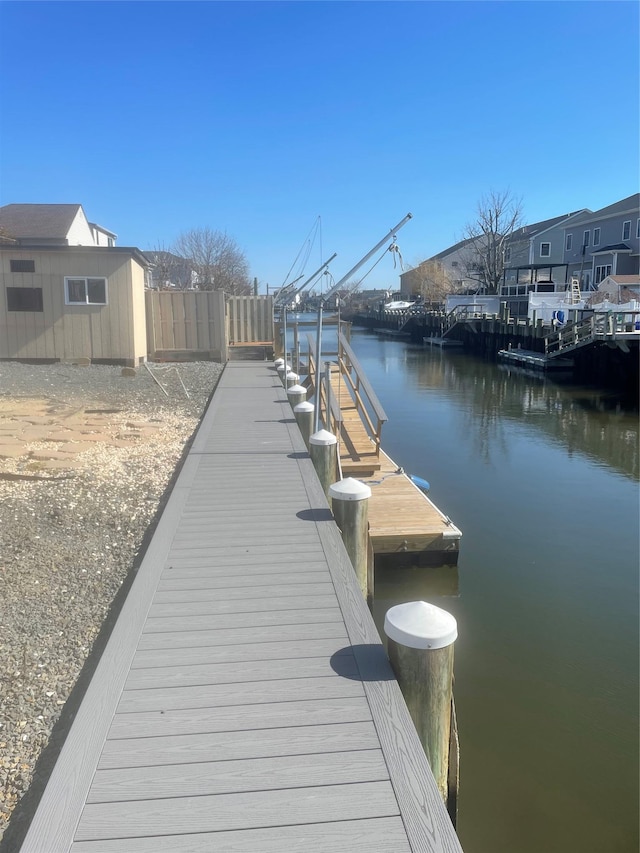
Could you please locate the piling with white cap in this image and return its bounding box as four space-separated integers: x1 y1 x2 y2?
328 478 372 602
384 600 457 803
294 400 314 448
309 429 337 502
285 370 299 389
287 383 306 409
276 362 291 383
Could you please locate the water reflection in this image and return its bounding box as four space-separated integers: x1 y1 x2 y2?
369 338 639 480
350 331 639 853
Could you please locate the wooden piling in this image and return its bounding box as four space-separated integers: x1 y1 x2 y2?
309 429 338 501
384 601 457 803
294 400 314 448
287 383 306 409
328 478 372 602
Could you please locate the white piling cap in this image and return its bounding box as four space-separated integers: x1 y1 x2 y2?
287 384 306 396
285 371 299 381
328 477 372 501
309 429 337 446
384 601 457 650
277 363 291 373
294 401 314 413
274 358 285 368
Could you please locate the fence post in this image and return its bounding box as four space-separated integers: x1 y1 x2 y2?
309 430 338 502
328 478 372 603
384 600 457 803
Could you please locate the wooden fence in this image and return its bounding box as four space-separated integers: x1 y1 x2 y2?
145 292 274 361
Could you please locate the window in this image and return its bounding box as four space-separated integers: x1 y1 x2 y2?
565 234 572 251
10 259 35 273
636 219 640 239
622 220 631 241
595 264 612 284
583 230 590 248
505 247 511 262
7 287 43 312
593 227 600 246
64 277 107 305
540 242 551 257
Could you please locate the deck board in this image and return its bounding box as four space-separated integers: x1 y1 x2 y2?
20 361 462 853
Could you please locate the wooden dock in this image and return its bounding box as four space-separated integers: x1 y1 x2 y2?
20 361 462 853
326 354 462 560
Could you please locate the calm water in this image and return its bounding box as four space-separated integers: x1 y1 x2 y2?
343 330 640 853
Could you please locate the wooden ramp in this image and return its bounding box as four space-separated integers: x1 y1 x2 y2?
329 366 382 476
20 362 461 853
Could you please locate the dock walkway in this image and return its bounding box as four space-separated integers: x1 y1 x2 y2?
21 361 461 853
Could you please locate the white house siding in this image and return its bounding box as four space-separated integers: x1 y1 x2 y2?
0 249 147 364
65 208 96 245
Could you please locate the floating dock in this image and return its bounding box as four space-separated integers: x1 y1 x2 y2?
19 362 461 853
497 348 574 370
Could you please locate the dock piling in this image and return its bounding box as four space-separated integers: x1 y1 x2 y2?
309 429 338 502
287 383 306 409
384 601 457 803
294 400 314 448
328 477 372 602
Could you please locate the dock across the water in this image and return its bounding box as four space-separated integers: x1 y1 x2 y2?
20 361 461 853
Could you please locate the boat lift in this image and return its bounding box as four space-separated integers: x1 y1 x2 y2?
313 213 413 430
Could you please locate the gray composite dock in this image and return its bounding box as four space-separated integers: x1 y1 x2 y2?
20 362 462 853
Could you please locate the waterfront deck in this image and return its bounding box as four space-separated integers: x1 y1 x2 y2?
20 361 461 853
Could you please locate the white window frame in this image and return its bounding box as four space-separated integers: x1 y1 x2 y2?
505 247 511 262
636 218 640 239
595 264 612 284
583 230 590 248
64 276 108 305
565 234 572 251
622 220 631 241
593 227 600 246
539 242 551 258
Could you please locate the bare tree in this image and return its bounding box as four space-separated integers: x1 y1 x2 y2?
145 244 193 290
173 228 251 294
403 259 454 304
462 190 523 293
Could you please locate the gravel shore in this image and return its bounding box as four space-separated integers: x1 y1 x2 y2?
0 361 224 846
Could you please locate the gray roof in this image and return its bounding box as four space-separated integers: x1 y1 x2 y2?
0 204 84 240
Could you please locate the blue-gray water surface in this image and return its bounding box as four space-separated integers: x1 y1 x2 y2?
342 330 639 853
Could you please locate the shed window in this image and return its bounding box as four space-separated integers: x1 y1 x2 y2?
540 242 551 257
622 220 631 241
10 259 36 273
65 277 107 305
7 287 43 312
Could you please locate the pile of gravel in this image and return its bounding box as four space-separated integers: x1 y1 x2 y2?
0 361 224 846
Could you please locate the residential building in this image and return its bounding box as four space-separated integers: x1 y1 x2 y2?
561 194 640 290
0 203 116 247
0 204 150 365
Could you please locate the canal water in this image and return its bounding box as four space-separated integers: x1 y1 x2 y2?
343 330 639 853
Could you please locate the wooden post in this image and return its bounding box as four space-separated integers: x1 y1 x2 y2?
285 370 299 389
384 601 457 803
309 429 338 502
287 383 306 409
294 400 314 448
276 361 290 385
328 478 372 603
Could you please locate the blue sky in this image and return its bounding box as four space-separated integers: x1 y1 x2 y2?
1 1 638 292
